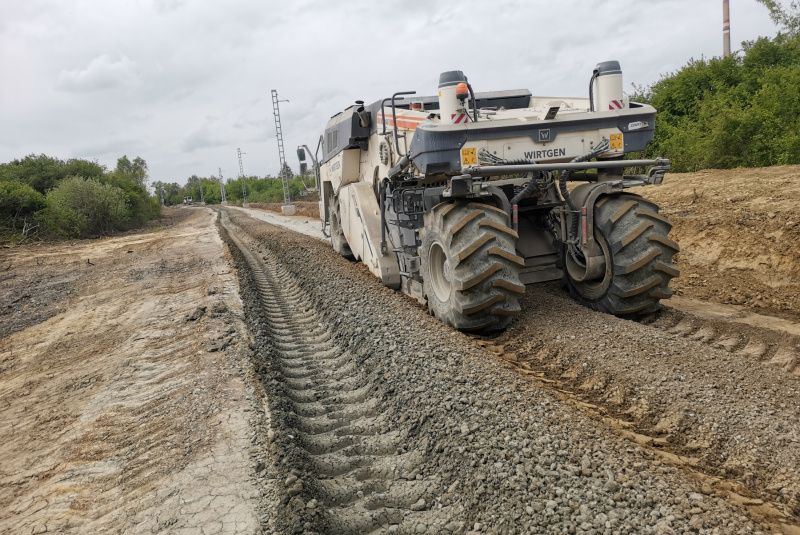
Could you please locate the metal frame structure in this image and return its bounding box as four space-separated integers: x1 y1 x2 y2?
238 148 248 207
271 90 292 206
219 168 227 204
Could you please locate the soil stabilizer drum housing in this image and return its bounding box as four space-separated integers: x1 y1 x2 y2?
315 61 678 332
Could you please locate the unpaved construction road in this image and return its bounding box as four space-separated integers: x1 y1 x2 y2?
2 166 800 534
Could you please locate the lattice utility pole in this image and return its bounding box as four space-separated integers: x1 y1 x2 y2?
238 148 248 208
160 187 165 207
271 89 295 215
219 168 227 204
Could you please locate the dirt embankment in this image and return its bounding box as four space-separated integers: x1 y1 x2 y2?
646 166 800 321
0 208 263 534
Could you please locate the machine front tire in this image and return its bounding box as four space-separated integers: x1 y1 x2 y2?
562 193 680 315
420 201 524 332
329 196 354 259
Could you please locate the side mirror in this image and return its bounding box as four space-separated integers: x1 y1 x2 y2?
300 162 308 175
297 147 306 161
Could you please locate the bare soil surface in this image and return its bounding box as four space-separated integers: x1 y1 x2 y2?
0 208 264 534
2 165 800 535
646 166 800 323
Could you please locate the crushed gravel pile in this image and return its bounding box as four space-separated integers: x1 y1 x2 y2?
222 208 767 535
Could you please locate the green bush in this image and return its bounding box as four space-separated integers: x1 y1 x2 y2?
0 181 45 231
40 176 129 238
637 32 800 171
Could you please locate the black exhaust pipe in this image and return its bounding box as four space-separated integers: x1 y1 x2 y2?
355 100 370 128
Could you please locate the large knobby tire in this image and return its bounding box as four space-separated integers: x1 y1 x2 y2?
562 193 680 315
420 201 524 332
329 196 354 259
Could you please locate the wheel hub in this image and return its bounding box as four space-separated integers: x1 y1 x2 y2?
428 242 451 302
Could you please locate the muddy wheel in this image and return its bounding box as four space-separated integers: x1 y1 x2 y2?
562 193 680 315
329 196 354 259
420 200 524 332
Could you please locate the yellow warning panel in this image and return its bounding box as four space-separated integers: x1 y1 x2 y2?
461 147 477 165
610 133 623 151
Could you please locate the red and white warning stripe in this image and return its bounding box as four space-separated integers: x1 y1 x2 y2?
608 100 623 110
451 113 469 124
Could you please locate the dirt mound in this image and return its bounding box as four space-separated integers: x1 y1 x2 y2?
646 165 800 321
249 201 320 219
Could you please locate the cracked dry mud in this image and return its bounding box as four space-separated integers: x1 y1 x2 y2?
1 210 261 534
2 164 800 535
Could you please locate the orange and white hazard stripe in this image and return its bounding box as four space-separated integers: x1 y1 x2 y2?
451 113 470 124
377 112 427 131
608 100 623 110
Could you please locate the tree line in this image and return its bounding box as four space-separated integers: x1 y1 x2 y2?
152 172 316 207
633 1 800 172
0 154 160 242
0 152 316 243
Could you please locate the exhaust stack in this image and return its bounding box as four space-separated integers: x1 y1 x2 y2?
355 100 370 128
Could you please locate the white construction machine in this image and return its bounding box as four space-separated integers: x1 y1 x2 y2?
300 61 679 331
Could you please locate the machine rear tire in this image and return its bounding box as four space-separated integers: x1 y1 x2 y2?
562 193 679 315
420 200 524 332
329 196 354 259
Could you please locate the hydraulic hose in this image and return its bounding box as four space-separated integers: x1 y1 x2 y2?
510 172 543 205
466 82 478 122
588 71 599 112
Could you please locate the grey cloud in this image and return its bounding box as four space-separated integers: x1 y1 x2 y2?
153 0 187 14
181 127 228 153
57 54 138 93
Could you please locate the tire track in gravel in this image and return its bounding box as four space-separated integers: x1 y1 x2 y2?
221 212 445 534
491 284 800 529
641 306 800 377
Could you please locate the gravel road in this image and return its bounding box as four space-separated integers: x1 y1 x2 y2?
221 207 798 534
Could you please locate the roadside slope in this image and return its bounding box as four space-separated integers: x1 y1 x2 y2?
647 165 800 321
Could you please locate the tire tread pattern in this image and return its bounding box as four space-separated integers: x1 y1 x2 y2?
564 193 679 316
421 201 523 331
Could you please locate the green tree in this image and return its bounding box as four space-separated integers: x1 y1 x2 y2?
106 155 160 224
636 29 800 171
0 154 107 194
757 0 800 35
113 155 149 188
0 182 46 232
40 176 129 238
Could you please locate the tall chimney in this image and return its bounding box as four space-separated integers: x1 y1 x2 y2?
723 0 731 57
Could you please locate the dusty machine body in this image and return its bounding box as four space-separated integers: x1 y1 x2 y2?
310 62 679 331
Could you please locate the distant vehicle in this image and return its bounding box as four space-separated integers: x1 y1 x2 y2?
183 196 194 205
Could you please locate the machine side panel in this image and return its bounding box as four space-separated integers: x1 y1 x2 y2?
325 149 362 194
338 182 401 289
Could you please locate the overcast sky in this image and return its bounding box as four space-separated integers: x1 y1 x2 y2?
1 0 779 186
